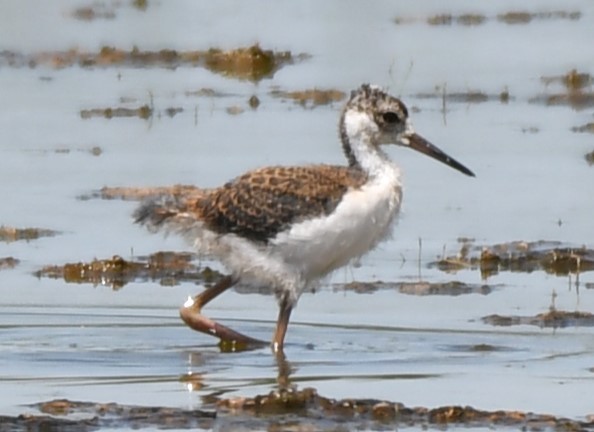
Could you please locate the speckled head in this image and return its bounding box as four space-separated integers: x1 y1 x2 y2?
340 84 475 177
347 84 409 134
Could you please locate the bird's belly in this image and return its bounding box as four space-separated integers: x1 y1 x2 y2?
272 182 402 279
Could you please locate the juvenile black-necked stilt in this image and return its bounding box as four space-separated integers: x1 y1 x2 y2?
135 84 474 352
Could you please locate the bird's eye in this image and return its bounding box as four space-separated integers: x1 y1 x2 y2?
382 111 400 124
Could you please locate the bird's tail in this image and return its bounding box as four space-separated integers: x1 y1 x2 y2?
133 190 206 235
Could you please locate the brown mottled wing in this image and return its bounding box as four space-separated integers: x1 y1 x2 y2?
195 165 367 243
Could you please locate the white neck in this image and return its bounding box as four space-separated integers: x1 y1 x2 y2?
343 110 394 177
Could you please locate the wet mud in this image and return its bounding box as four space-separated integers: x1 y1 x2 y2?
34 252 223 289
6 389 594 432
432 240 594 278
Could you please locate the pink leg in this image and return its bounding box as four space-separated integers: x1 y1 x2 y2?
179 275 264 346
271 296 293 353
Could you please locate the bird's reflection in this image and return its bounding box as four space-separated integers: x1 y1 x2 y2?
180 345 298 402
274 350 295 390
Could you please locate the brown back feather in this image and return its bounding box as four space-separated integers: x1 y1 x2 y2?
190 165 367 243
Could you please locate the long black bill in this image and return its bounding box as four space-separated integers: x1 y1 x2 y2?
407 133 475 177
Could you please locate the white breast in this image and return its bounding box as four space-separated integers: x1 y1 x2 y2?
272 165 402 281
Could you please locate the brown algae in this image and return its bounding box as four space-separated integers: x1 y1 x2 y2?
483 309 594 328
203 45 295 81
415 89 509 104
270 88 346 108
333 281 494 296
0 45 304 81
534 69 594 110
83 185 200 201
72 6 116 21
0 257 19 270
432 240 594 278
497 10 581 24
80 105 153 120
35 252 224 289
572 123 594 134
395 10 579 26
426 14 486 26
0 226 59 242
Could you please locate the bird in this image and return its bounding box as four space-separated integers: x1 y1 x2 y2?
134 84 474 353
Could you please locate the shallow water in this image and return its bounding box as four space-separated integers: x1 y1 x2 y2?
1 0 594 428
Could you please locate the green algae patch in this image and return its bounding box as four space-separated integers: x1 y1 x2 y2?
0 226 59 242
35 252 224 289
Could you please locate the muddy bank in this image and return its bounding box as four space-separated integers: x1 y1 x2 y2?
6 388 594 432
